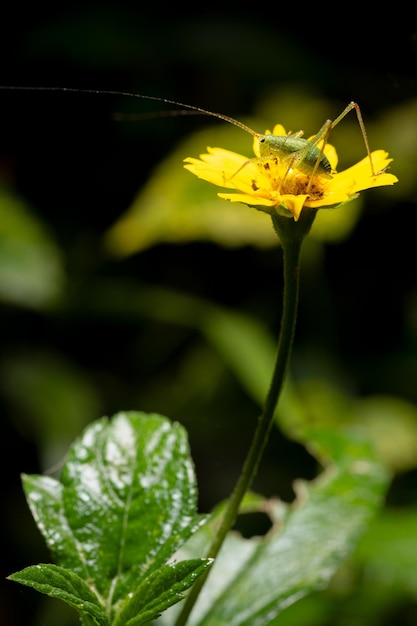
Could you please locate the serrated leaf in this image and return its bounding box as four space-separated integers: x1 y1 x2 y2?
60 413 204 606
197 430 389 626
22 473 89 576
8 563 108 626
156 428 389 626
114 559 212 626
14 411 206 624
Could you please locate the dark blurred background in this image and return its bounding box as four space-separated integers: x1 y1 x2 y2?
1 4 416 625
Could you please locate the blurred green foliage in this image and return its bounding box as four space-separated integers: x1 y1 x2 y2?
1 4 416 626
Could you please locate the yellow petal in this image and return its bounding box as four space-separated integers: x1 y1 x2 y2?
272 124 287 136
305 150 398 208
278 194 309 220
218 192 276 208
336 150 398 193
184 148 249 189
217 191 309 221
323 143 338 170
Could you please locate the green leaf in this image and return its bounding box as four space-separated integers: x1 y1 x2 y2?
12 411 207 624
351 395 417 472
157 428 389 626
62 413 204 604
0 186 65 307
201 307 276 406
201 430 389 626
22 473 89 576
7 563 108 626
355 506 417 594
114 559 212 626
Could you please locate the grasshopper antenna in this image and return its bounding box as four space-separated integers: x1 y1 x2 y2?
0 85 259 138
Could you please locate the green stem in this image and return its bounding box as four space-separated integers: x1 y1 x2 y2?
174 209 317 626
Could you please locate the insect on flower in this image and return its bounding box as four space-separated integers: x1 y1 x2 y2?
179 100 398 221
0 86 398 221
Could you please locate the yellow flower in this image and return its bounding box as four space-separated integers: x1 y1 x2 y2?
184 124 398 221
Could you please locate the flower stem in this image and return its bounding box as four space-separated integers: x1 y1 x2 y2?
174 210 317 626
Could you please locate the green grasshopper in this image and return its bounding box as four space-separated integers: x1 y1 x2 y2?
0 86 376 188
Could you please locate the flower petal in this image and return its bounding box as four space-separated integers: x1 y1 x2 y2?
335 150 398 193
184 148 250 189
218 192 276 208
278 195 309 220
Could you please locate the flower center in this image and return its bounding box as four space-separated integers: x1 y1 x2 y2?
258 159 327 201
